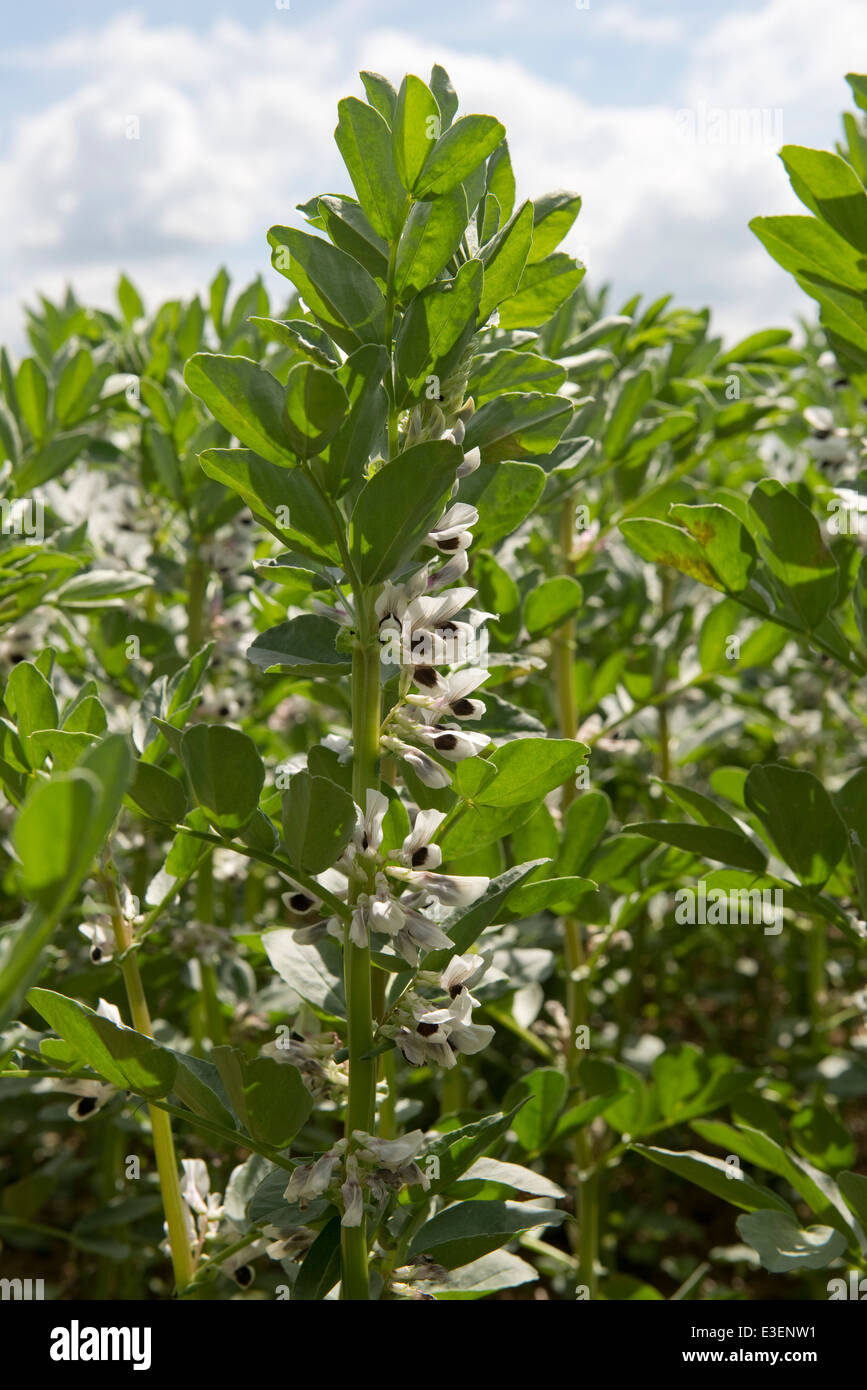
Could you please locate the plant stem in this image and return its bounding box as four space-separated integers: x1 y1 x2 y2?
554 494 598 1299
341 590 381 1300
186 546 208 656
102 868 194 1293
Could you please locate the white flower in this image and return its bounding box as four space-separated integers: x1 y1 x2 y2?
341 1155 365 1227
382 736 453 788
367 873 406 936
180 1158 224 1242
396 808 446 871
443 989 496 1055
94 997 123 1026
388 869 489 908
58 1077 117 1122
352 1129 426 1168
353 788 389 856
456 446 481 477
424 503 478 554
78 918 115 963
803 405 851 464
392 909 454 966
440 953 487 1006
285 1146 344 1206
408 666 488 721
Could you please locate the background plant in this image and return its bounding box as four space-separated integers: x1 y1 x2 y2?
0 68 865 1304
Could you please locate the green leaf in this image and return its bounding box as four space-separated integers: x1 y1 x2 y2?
620 517 727 592
283 363 348 458
16 358 48 442
469 348 566 403
498 253 584 330
669 503 757 593
424 1250 537 1299
472 739 588 807
14 771 100 902
282 771 356 874
13 736 130 908
654 781 743 834
394 260 483 407
749 214 867 294
528 190 582 264
424 1107 523 1195
248 318 340 368
462 391 572 463
457 460 545 549
247 614 351 678
632 1145 794 1214
262 930 346 1018
54 569 153 610
392 75 441 191
394 190 467 299
316 196 389 281
477 200 534 324
430 64 459 129
117 273 144 324
349 439 460 582
422 860 549 970
604 369 653 458
335 97 406 239
556 792 610 876
486 141 515 222
524 576 583 639
170 1051 236 1128
409 1199 564 1270
28 988 176 1099
126 760 187 824
839 1171 867 1230
183 354 294 466
360 70 397 124
212 1047 312 1148
744 763 846 890
748 479 839 629
267 227 385 353
6 661 58 765
503 876 595 917
55 348 97 426
414 114 505 199
779 145 867 254
790 1104 856 1172
456 1158 565 1200
624 820 767 873
180 724 265 834
293 1216 341 1300
503 1068 567 1152
199 448 340 564
736 1210 847 1273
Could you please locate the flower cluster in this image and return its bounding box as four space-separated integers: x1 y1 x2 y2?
385 953 494 1068
284 790 489 973
286 1129 430 1228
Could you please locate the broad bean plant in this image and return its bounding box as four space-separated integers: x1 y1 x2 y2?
1 67 866 1303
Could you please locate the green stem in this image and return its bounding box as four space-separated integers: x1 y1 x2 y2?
341 591 381 1300
554 495 598 1299
186 546 208 656
102 869 194 1293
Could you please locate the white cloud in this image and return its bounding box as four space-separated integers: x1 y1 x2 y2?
592 3 683 46
0 0 860 346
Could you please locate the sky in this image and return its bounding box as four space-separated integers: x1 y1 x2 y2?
0 0 863 350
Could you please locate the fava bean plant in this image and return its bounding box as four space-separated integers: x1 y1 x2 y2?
1 67 867 1303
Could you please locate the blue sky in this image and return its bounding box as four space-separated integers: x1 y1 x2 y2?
0 0 863 346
